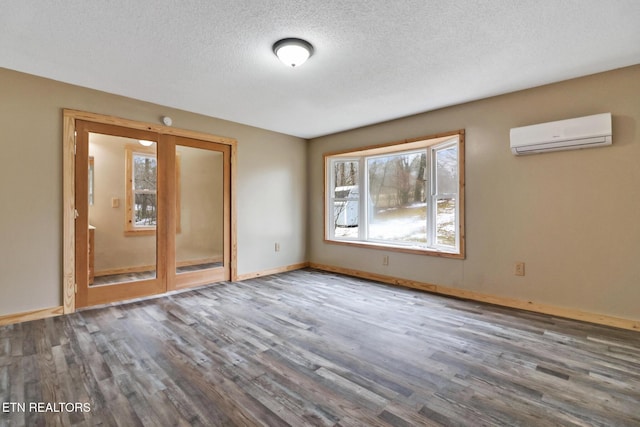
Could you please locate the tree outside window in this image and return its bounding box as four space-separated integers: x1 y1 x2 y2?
125 146 158 235
132 153 157 227
325 131 464 258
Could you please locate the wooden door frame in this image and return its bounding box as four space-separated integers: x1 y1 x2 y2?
75 120 169 308
63 109 238 314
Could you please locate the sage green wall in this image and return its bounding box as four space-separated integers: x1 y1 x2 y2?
308 65 640 322
0 68 307 316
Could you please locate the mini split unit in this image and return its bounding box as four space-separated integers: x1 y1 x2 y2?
510 113 612 155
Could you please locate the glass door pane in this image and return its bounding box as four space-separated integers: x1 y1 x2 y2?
88 133 157 285
175 144 224 274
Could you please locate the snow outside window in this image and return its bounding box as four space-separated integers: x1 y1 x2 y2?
325 132 464 258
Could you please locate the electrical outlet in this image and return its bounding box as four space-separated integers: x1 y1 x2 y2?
275 242 280 252
515 262 525 276
382 255 389 266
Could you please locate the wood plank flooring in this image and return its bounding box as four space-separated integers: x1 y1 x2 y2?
1 268 639 426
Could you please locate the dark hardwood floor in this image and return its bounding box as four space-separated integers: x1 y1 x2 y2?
1 269 639 426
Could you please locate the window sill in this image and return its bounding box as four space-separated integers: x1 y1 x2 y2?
324 238 464 259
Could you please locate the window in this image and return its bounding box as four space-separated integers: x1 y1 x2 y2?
124 145 182 236
325 131 464 258
125 146 157 235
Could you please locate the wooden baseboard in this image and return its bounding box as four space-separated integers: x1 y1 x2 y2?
0 306 64 326
95 265 152 277
309 263 640 332
95 257 222 277
236 262 310 281
7 265 635 331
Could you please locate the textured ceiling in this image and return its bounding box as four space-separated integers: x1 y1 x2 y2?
2 1 639 138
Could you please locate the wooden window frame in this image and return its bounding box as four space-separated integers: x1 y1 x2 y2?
124 144 182 236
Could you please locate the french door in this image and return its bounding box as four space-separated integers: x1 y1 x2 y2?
74 120 231 308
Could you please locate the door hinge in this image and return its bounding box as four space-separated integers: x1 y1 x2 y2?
74 283 78 294
74 131 77 155
74 209 79 219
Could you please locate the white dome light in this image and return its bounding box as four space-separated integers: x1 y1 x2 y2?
273 38 314 68
138 140 154 147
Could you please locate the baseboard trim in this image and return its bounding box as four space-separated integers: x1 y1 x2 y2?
95 257 222 277
236 262 310 281
309 263 640 332
0 306 64 326
5 266 635 331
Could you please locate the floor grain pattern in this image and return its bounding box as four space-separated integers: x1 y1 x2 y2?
1 269 639 426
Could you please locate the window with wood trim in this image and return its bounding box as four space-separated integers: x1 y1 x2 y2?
324 131 465 258
125 145 157 235
125 145 181 235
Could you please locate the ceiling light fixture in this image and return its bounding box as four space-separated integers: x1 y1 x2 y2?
138 140 154 147
273 38 314 68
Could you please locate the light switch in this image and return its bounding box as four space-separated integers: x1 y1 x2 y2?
111 197 120 208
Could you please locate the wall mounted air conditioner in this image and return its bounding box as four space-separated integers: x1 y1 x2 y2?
510 113 612 155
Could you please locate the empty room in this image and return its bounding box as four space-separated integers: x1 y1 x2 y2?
1 1 639 426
